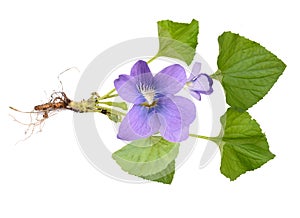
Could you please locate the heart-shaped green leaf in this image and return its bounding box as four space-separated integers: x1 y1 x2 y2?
212 32 286 110
210 108 275 180
112 136 179 184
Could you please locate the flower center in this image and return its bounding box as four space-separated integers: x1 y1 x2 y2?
137 83 156 105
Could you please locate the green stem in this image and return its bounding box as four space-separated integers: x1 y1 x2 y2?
106 88 116 96
147 55 158 64
189 133 222 145
189 134 212 140
97 101 128 110
95 106 127 116
99 88 116 100
100 94 119 100
210 69 223 81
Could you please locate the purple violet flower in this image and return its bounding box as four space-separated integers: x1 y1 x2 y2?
114 60 196 142
186 62 213 100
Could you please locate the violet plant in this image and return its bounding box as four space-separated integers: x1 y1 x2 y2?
113 20 286 184
11 19 286 184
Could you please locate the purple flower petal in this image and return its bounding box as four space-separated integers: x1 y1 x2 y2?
159 120 190 142
189 90 202 100
155 96 192 142
192 62 202 75
187 62 213 101
189 73 213 95
167 96 196 126
135 72 154 90
117 105 160 141
130 60 151 76
114 74 142 104
188 62 202 81
133 71 155 104
156 97 181 129
175 125 189 142
154 64 187 95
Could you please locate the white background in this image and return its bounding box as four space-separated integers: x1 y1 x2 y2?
1 0 299 217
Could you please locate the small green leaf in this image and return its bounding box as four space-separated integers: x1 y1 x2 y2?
212 31 286 110
211 108 275 181
112 136 179 184
106 113 122 123
156 19 199 65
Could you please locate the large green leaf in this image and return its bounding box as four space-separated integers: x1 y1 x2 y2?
210 108 275 180
142 160 175 184
112 136 179 184
156 19 199 65
212 31 286 110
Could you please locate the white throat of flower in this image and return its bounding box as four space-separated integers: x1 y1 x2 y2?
137 83 156 105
